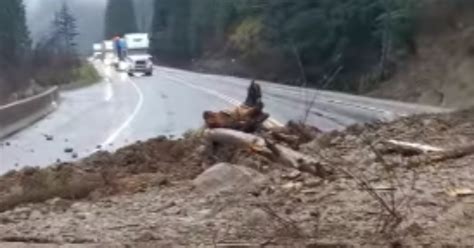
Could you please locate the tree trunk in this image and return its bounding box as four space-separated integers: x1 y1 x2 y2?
203 81 269 132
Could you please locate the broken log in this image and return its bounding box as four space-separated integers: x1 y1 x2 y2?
205 128 267 149
432 143 474 161
408 143 474 167
203 80 269 132
266 121 321 149
205 128 327 177
382 139 444 156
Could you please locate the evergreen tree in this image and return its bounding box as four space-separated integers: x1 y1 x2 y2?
258 0 417 90
188 0 237 57
104 0 138 38
0 0 31 66
133 0 154 32
149 0 417 90
51 2 79 55
150 0 191 60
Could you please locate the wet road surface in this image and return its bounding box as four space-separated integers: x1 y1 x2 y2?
0 63 445 174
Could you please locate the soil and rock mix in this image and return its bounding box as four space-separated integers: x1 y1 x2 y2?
0 109 473 247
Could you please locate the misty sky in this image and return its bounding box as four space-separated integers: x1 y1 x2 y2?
24 0 154 54
25 0 108 54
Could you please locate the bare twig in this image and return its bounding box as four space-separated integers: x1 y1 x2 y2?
365 139 399 213
290 40 308 88
321 65 344 90
254 202 304 238
303 65 343 124
312 149 402 227
378 0 393 80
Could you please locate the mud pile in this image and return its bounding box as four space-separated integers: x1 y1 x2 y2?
0 135 204 212
0 110 473 247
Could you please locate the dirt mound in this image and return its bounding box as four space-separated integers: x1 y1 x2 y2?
0 110 474 246
0 136 204 212
294 109 474 246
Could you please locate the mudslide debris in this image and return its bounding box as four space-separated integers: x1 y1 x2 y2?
0 87 474 246
203 80 269 132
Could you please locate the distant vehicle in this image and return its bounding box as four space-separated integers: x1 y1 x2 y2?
123 33 153 76
92 43 102 60
102 40 118 66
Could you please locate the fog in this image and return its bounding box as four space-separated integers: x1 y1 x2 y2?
24 0 154 55
25 0 107 54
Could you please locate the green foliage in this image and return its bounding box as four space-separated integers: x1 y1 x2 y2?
374 0 418 49
0 0 31 97
104 0 138 38
72 62 101 85
188 0 237 56
34 61 100 87
261 0 417 87
150 0 418 91
151 0 239 60
150 0 192 60
0 0 31 66
133 0 154 32
230 17 265 59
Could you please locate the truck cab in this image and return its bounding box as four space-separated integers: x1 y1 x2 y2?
124 33 153 76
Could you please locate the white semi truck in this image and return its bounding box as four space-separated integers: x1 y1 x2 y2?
124 33 153 76
92 43 102 60
102 40 118 66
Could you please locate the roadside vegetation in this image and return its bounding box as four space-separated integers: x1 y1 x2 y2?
0 0 32 104
102 0 474 107
123 0 468 108
71 63 101 86
0 1 100 105
104 0 138 38
146 0 418 93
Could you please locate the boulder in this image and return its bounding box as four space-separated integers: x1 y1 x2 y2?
193 163 266 195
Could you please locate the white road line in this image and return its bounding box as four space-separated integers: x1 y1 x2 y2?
104 78 113 102
171 77 284 127
194 72 402 120
101 74 144 147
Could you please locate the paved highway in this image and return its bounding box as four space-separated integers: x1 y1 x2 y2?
0 63 444 174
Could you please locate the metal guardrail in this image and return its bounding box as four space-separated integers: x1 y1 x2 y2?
0 87 59 139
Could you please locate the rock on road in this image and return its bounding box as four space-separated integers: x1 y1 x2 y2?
0 63 445 174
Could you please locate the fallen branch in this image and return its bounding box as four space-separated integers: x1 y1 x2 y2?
205 128 327 177
382 139 444 155
205 128 401 229
204 128 267 149
409 143 474 167
271 142 327 177
378 139 474 167
432 143 474 161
